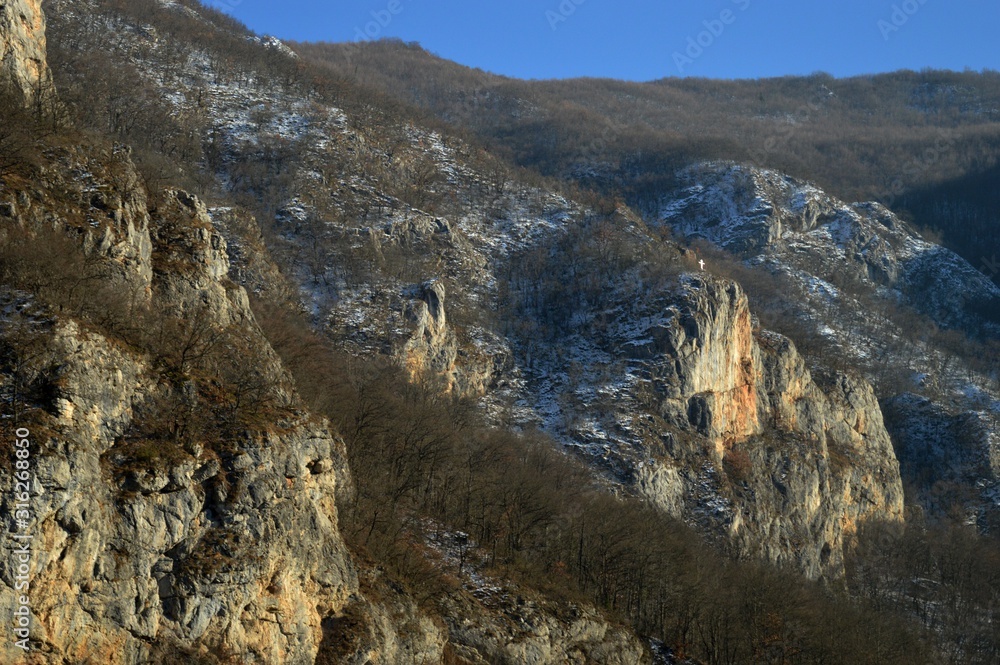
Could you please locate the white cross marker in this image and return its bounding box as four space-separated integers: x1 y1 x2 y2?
699 259 705 271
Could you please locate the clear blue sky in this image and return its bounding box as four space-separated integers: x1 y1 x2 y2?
205 0 998 81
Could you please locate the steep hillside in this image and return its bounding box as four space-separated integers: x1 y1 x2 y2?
0 102 653 665
298 40 1000 289
0 5 653 663
38 0 981 580
0 130 356 664
0 0 996 662
658 162 1000 526
113 8 910 577
663 162 1000 334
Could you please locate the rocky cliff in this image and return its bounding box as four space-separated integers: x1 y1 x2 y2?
605 276 905 578
662 162 1000 334
659 161 1000 526
0 149 360 663
0 0 52 105
0 328 357 663
0 145 649 662
1 0 967 659
0 9 653 659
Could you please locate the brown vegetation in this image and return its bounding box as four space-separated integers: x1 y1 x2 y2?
257 298 935 664
299 40 1000 288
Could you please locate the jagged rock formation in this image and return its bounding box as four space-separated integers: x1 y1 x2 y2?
9 0 992 658
0 8 651 658
150 189 263 327
0 149 360 663
626 277 905 577
441 594 648 665
325 575 650 665
404 280 458 389
0 0 52 104
0 11 363 643
663 162 1000 333
659 161 1000 527
5 325 356 662
399 279 507 398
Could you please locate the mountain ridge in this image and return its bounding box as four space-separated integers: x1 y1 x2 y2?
0 1 997 662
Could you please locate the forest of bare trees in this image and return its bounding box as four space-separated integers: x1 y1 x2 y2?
299 40 1000 289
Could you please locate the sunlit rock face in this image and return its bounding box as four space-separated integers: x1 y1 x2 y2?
0 0 54 105
641 276 904 579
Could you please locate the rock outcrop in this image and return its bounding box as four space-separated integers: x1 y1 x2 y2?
649 279 761 448
639 277 904 577
0 135 640 662
0 0 53 105
441 594 649 665
662 162 1000 334
318 570 650 665
404 280 458 388
150 189 262 328
0 145 360 663
0 317 356 663
402 279 508 398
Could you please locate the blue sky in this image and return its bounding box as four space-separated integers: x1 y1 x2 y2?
205 0 998 81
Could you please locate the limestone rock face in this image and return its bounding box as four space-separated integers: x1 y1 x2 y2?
150 189 251 326
404 280 457 385
442 594 650 665
318 573 649 665
640 277 904 578
0 318 358 663
0 0 53 104
0 155 358 662
402 280 507 398
317 586 448 665
653 279 761 446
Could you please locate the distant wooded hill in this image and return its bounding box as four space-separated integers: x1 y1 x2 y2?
298 39 1000 283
